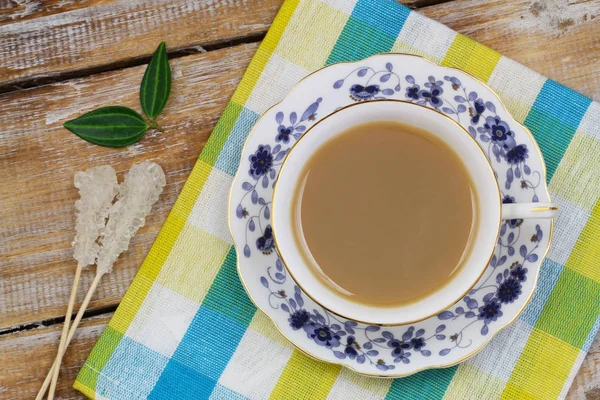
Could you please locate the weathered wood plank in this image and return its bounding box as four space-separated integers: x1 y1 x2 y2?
419 0 600 101
0 0 117 27
0 0 450 29
0 0 281 90
0 42 258 330
568 334 600 399
0 313 111 400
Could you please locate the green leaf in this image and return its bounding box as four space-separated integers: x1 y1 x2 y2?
64 106 148 147
140 42 171 120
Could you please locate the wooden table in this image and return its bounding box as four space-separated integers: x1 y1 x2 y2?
1 0 599 398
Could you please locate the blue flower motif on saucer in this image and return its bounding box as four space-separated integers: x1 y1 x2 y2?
249 145 273 180
349 84 380 101
497 278 522 303
479 299 503 324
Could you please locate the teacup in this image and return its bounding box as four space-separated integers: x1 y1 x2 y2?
272 100 557 325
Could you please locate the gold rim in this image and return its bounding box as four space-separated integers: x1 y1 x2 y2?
531 206 559 212
226 52 556 377
272 99 501 326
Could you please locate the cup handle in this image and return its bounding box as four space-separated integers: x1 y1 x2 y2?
502 202 558 220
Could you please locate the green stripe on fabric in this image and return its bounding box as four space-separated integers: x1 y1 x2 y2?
385 365 458 399
534 267 600 348
269 350 341 399
326 17 396 64
74 326 123 396
202 246 257 326
525 110 576 182
199 102 244 166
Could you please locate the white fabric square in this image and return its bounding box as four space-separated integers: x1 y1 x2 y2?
466 320 534 382
579 101 600 140
218 328 293 399
327 375 388 400
245 54 310 115
188 167 235 244
319 0 358 15
126 283 199 357
488 57 547 121
545 194 590 266
393 12 456 63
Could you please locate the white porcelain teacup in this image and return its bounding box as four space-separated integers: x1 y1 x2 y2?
272 100 557 326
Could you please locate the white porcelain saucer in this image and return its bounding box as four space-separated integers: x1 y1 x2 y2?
228 54 553 377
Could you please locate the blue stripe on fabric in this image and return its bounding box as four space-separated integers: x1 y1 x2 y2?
214 107 260 176
149 360 217 400
149 307 247 399
524 79 592 180
351 0 410 38
96 336 169 400
173 306 246 379
519 259 564 327
209 384 250 400
385 365 458 399
326 0 410 64
583 312 600 352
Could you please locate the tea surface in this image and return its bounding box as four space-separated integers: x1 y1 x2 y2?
293 121 477 306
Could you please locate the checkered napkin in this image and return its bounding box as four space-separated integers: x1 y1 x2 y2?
75 0 600 398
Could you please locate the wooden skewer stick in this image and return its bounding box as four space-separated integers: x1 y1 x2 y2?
36 273 103 400
47 264 83 400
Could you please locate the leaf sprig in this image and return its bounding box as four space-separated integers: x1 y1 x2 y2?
64 42 172 147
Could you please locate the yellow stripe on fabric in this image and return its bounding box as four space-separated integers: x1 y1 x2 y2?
231 0 301 105
550 132 600 212
156 225 231 303
137 214 187 282
107 160 213 332
72 382 96 400
108 274 155 333
566 198 600 282
502 328 579 399
441 34 501 82
173 161 212 218
139 160 213 281
275 1 349 71
269 350 341 399
501 384 541 400
443 363 505 400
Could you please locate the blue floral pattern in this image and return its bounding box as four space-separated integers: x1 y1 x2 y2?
334 71 544 203
230 56 552 375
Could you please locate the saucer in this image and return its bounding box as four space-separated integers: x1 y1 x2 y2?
228 54 553 377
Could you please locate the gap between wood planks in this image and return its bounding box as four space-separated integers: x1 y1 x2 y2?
0 0 454 95
0 31 266 94
0 304 118 337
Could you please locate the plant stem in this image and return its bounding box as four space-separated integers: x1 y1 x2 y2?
36 273 104 400
148 120 164 132
47 264 83 400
